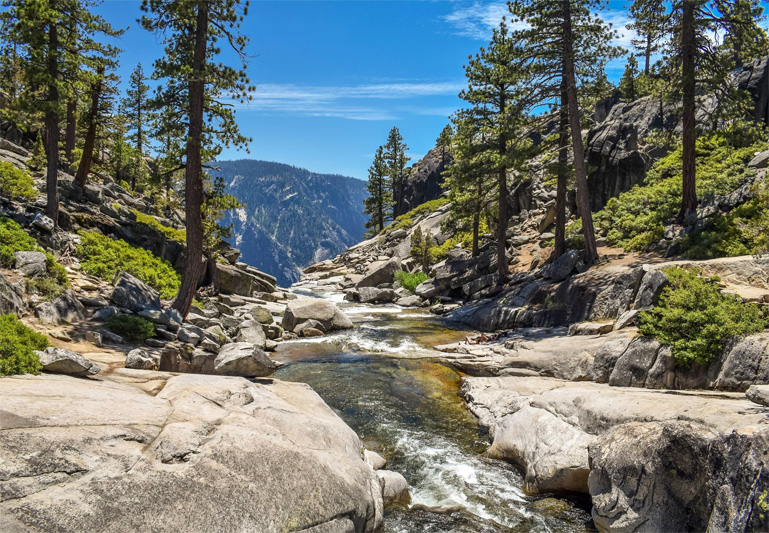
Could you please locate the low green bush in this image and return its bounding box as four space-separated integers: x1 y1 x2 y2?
131 210 186 243
76 231 181 299
593 134 768 251
680 187 769 259
395 270 429 293
639 266 768 367
106 314 156 342
0 314 46 376
0 161 38 201
381 198 450 235
0 217 69 299
0 217 38 267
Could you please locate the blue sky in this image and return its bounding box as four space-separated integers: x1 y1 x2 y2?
98 0 637 180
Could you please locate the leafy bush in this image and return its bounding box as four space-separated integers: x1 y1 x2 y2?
0 217 69 299
0 314 46 376
593 134 768 251
395 270 429 293
639 267 768 366
106 314 156 342
0 161 38 201
0 217 39 267
131 210 186 243
76 232 181 299
680 187 769 259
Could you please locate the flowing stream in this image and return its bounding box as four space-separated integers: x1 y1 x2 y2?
275 288 594 532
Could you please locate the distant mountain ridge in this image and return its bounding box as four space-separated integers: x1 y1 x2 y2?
214 159 368 287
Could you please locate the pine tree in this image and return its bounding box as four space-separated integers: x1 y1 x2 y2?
0 0 121 226
363 146 392 236
410 226 433 271
384 127 410 217
436 124 454 166
29 133 46 171
141 0 253 316
457 20 536 278
619 55 640 101
628 0 668 75
124 63 151 190
509 0 622 263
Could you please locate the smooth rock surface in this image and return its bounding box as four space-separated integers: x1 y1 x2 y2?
213 342 276 377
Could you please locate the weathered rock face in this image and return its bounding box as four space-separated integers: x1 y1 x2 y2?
0 373 383 532
398 146 452 215
34 290 87 326
461 375 769 532
13 251 47 279
282 298 353 334
213 342 276 377
356 258 401 288
0 274 25 315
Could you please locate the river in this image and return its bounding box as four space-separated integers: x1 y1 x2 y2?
274 288 594 532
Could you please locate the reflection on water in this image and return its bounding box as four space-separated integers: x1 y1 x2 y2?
275 301 594 532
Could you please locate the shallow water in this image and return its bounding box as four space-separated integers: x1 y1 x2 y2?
275 295 594 532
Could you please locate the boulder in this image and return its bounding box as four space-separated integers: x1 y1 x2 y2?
213 342 276 377
295 319 326 336
633 268 668 309
749 149 769 168
125 348 157 371
92 306 118 321
110 271 161 312
0 373 383 532
746 384 769 406
542 250 579 282
357 258 401 288
13 251 47 278
85 331 103 347
218 263 256 296
396 295 422 307
35 290 87 326
282 298 353 333
178 326 204 346
235 320 267 348
608 337 662 388
138 308 182 331
711 333 769 391
31 211 55 232
0 274 25 315
614 309 639 330
36 347 101 376
414 278 443 300
376 470 411 506
250 306 274 325
364 450 387 471
358 287 397 304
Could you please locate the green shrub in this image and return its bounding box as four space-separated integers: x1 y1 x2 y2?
0 161 38 201
395 270 430 293
0 218 70 299
594 134 768 251
0 217 38 267
131 210 186 243
0 314 46 376
76 231 181 299
639 267 768 366
680 187 769 259
106 314 156 342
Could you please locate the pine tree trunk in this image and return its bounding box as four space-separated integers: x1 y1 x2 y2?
472 179 481 257
45 22 59 227
554 87 569 258
645 34 652 76
563 0 598 262
496 94 509 280
680 0 697 220
173 2 209 317
75 71 103 188
65 100 76 164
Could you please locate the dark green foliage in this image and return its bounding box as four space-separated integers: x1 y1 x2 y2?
619 56 640 101
593 133 768 251
0 314 46 376
394 270 429 293
364 146 393 236
680 187 769 259
639 267 768 366
409 226 433 271
76 231 180 299
0 216 38 267
0 161 37 200
106 314 155 342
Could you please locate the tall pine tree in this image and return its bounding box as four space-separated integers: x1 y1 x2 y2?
628 0 668 75
141 0 253 316
384 127 410 217
124 63 151 190
363 146 392 236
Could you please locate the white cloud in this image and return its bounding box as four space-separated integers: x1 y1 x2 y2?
241 81 464 121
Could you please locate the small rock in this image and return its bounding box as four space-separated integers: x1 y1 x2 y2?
614 310 639 330
300 327 325 338
213 342 277 377
177 326 203 346
747 385 769 407
92 306 118 321
125 348 157 370
85 330 103 347
31 212 54 232
264 339 278 351
145 338 165 348
14 251 47 279
376 470 411 506
364 450 387 470
99 329 124 344
250 306 274 325
79 296 109 307
236 320 267 348
110 271 161 312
